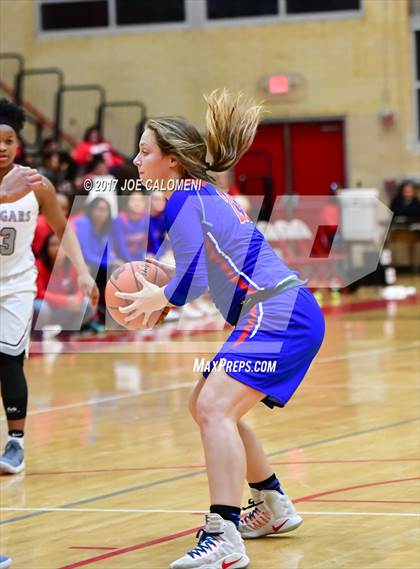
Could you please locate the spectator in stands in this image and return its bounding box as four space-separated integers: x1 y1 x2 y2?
33 193 71 257
55 150 79 196
70 155 103 215
33 233 94 333
148 190 169 258
74 197 123 323
114 162 138 195
388 181 420 273
82 155 118 216
40 137 59 155
39 151 63 187
72 126 124 172
84 154 109 178
113 193 148 262
390 182 420 220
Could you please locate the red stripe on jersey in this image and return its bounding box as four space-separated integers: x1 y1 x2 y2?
204 237 258 294
233 304 258 347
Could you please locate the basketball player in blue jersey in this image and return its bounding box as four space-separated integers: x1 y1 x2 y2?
0 99 99 475
116 91 325 569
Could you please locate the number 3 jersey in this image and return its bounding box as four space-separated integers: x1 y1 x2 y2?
0 189 39 297
162 182 299 325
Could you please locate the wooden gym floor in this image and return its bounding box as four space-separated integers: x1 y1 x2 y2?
1 286 419 568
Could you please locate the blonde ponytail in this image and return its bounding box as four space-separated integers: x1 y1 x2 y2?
204 89 264 173
145 90 263 184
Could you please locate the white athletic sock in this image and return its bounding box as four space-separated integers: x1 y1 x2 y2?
8 434 24 448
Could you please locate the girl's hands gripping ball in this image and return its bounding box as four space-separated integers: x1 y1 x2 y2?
105 261 171 330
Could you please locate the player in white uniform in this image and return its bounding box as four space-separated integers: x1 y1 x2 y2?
0 98 99 474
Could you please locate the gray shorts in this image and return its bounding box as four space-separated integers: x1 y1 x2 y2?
0 290 35 357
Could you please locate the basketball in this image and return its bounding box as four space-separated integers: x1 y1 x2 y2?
105 261 170 330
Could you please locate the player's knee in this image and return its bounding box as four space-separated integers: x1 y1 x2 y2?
195 395 228 426
195 399 213 426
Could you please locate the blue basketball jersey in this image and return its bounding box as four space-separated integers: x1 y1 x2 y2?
163 182 299 324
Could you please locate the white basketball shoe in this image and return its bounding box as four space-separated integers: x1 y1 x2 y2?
169 513 250 569
239 488 303 539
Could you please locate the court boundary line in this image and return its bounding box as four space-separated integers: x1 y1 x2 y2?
2 507 419 516
52 476 420 569
1 417 419 527
293 476 420 503
57 526 202 569
2 506 420 516
20 457 419 477
265 416 420 459
7 476 417 517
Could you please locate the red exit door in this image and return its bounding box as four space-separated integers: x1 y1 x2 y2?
235 119 346 203
290 121 345 195
235 123 286 196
